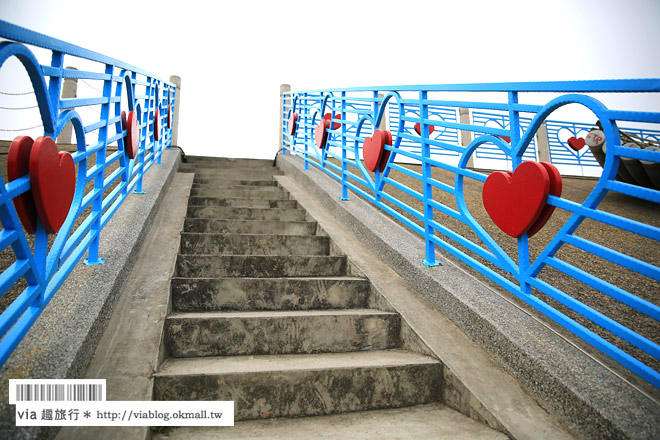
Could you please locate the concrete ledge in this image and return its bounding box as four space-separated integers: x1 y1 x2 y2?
0 148 181 439
277 153 660 440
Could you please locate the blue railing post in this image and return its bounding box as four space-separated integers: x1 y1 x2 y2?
340 90 350 201
420 90 440 267
303 93 309 170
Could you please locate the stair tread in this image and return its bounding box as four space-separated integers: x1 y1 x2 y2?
170 276 367 281
155 349 439 376
167 308 397 320
152 404 509 440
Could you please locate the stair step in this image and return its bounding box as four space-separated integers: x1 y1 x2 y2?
189 188 289 199
184 157 273 168
192 177 276 186
153 349 442 420
188 197 298 209
179 167 283 177
183 219 317 235
175 255 347 278
165 309 401 357
152 404 509 440
171 277 371 312
191 183 284 192
179 233 329 256
185 206 307 221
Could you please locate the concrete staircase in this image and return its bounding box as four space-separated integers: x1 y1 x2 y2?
152 157 507 439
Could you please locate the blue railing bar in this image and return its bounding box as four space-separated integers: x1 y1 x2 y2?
377 196 426 234
285 79 660 94
389 162 423 180
605 180 660 204
79 189 101 215
3 175 31 204
381 177 424 202
104 150 123 169
60 96 119 109
100 190 126 229
85 163 105 183
102 168 124 194
46 230 98 303
427 198 463 222
0 283 40 339
400 115 511 137
546 254 660 321
0 304 41 366
84 119 106 134
105 132 124 145
0 21 172 83
532 271 660 359
0 229 17 253
134 94 148 100
389 145 423 162
563 235 660 282
415 98 543 114
426 218 511 271
0 259 30 300
428 177 456 196
72 142 104 163
305 158 374 202
526 278 660 388
60 212 97 263
40 66 112 82
339 167 372 190
614 146 660 162
423 137 467 153
606 110 660 124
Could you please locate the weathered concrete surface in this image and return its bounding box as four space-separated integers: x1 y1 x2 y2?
179 233 329 255
183 157 273 168
174 255 347 278
189 188 290 199
153 404 509 440
56 172 194 440
275 166 575 440
187 197 298 209
153 350 443 420
178 166 282 176
190 183 284 192
183 218 316 235
165 309 401 357
170 277 371 312
0 149 181 440
186 206 307 221
192 177 277 186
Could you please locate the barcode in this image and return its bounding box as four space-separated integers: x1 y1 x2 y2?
9 380 105 403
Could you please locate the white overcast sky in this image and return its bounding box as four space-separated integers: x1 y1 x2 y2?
1 0 659 159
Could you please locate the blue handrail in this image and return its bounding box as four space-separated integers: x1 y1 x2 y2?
0 20 175 366
281 81 660 387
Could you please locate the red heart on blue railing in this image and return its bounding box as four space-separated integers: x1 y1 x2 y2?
324 113 341 130
126 110 139 159
414 122 435 136
168 104 172 129
567 136 586 151
154 108 161 141
29 136 75 233
315 119 330 149
8 136 38 233
363 129 392 172
527 162 562 237
482 161 552 238
288 113 298 136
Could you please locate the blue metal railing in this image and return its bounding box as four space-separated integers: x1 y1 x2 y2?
281 80 660 388
0 21 175 365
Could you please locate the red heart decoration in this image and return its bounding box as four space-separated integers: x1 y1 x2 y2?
315 119 330 149
7 136 38 233
126 110 139 159
527 162 562 237
482 161 551 238
167 104 172 129
414 122 435 136
154 108 161 141
288 112 298 136
363 129 392 172
324 113 341 130
497 135 511 143
567 136 586 151
29 136 75 233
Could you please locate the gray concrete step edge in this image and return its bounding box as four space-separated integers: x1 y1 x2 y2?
153 404 509 440
276 155 581 440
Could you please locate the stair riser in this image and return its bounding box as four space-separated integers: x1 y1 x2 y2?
183 219 316 235
166 313 400 357
185 206 306 221
179 168 282 177
171 278 371 312
153 364 443 420
187 197 298 209
179 234 329 256
183 158 273 168
189 189 289 199
191 184 283 192
193 178 276 186
175 255 347 278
